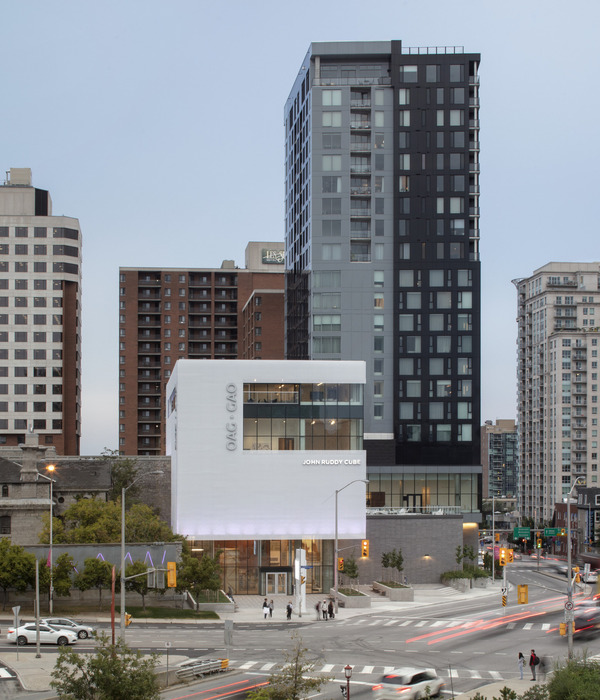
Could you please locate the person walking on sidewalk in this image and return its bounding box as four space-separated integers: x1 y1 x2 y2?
529 649 539 680
518 652 524 680
328 599 334 619
322 599 328 621
268 600 274 618
286 601 293 620
262 598 269 619
315 600 321 620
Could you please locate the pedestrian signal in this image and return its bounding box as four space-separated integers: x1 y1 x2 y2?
166 561 177 588
337 557 344 571
495 533 500 542
125 613 132 627
574 566 581 583
361 540 370 557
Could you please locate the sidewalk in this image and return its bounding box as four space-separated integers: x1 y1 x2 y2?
0 582 503 696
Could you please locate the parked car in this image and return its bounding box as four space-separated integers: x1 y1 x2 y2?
40 617 95 639
581 569 599 584
7 623 77 646
372 667 444 699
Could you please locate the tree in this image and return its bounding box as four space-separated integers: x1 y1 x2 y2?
125 561 150 611
74 558 113 607
53 552 77 598
50 633 160 700
246 632 329 700
455 545 464 569
0 539 35 610
341 557 359 589
102 448 140 503
39 497 177 545
176 551 222 607
381 549 404 583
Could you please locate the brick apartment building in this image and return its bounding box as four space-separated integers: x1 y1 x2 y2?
118 242 285 455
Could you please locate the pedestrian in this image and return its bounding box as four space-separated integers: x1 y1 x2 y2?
518 652 524 680
269 599 274 618
322 599 328 621
529 649 539 680
286 601 292 620
262 598 269 619
328 599 334 619
315 599 321 620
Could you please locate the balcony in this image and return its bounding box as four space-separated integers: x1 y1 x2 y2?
350 121 371 130
469 97 480 108
350 141 371 152
547 278 578 288
350 186 371 195
469 119 480 129
469 206 480 216
469 185 480 194
350 99 371 108
469 140 480 151
469 162 480 173
350 208 371 218
313 76 391 87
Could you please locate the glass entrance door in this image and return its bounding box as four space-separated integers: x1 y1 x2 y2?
266 572 287 595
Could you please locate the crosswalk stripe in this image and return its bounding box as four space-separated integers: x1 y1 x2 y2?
383 666 396 674
469 670 482 678
490 671 502 679
239 661 257 669
523 623 533 630
542 624 550 630
507 623 516 629
383 620 397 626
400 620 412 626
449 669 458 678
321 664 334 672
415 621 428 627
0 669 13 678
431 621 447 627
361 666 374 674
260 663 275 671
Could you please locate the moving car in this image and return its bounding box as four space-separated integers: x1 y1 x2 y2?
40 617 95 639
574 606 600 634
372 667 444 699
7 623 77 646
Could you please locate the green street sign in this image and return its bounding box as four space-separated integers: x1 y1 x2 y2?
513 527 531 539
544 527 560 537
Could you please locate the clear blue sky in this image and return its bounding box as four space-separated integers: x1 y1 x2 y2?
2 0 599 453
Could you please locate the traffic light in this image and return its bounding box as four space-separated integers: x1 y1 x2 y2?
495 533 500 542
499 548 507 566
507 549 514 564
166 561 177 588
561 528 566 536
537 539 542 549
574 566 581 583
337 557 344 571
361 539 370 558
300 575 306 586
125 613 132 627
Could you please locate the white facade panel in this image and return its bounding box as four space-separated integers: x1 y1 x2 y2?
166 359 366 540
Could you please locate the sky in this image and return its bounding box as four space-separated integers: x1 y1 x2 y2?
2 0 600 454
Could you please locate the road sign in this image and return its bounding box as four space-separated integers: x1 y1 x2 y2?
565 601 574 611
544 527 560 537
513 527 531 539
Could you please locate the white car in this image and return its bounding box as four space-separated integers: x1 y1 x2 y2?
581 569 599 584
40 617 96 639
7 623 77 646
372 667 444 699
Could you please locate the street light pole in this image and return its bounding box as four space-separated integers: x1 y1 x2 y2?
334 479 368 615
37 465 56 614
344 664 352 699
120 470 163 641
567 476 585 660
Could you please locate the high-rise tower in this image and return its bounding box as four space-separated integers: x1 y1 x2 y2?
285 42 482 516
0 168 82 454
515 262 600 521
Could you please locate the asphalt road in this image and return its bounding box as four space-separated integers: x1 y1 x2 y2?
4 559 598 698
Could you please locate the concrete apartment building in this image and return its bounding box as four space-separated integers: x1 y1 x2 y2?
284 42 483 521
118 242 285 455
481 419 518 498
0 168 82 455
514 262 600 522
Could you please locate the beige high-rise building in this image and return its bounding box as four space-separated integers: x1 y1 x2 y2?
0 169 82 454
514 262 600 522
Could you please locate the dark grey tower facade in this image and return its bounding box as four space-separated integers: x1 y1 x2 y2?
285 41 482 516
